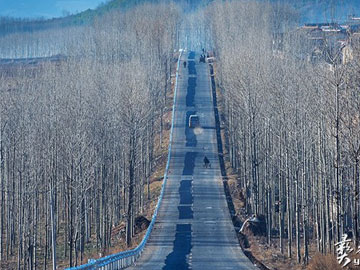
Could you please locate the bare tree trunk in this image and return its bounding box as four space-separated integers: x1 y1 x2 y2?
279 130 284 254
335 73 341 244
50 184 56 270
126 134 135 247
286 146 292 258
0 123 3 262
353 158 359 247
296 162 301 263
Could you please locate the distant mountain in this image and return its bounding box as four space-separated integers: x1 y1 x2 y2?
0 0 149 36
1 0 360 37
0 0 105 19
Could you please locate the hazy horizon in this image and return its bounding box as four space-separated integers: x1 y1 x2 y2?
0 0 106 19
0 0 360 23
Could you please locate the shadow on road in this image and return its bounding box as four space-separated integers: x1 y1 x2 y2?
186 51 196 107
178 179 193 219
162 52 198 270
188 51 196 60
163 224 192 270
186 77 196 107
179 180 193 205
182 152 197 175
178 206 193 219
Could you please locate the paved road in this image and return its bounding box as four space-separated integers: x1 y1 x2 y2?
128 51 257 270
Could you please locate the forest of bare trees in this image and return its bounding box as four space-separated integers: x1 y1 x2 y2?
207 0 360 265
0 3 179 269
1 0 360 269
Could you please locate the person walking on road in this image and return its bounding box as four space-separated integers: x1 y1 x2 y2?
183 61 187 68
203 156 210 168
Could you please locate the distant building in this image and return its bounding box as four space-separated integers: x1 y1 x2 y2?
349 15 360 23
298 22 359 64
272 17 360 65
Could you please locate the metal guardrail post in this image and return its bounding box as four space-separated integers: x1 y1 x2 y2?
65 50 183 270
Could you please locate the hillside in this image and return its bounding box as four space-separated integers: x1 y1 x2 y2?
0 0 148 36
2 0 360 37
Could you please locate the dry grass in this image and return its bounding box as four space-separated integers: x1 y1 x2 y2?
0 260 16 270
307 254 342 270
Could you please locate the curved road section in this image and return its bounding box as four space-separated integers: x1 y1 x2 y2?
129 51 257 270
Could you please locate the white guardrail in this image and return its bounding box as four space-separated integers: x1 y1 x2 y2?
65 50 183 270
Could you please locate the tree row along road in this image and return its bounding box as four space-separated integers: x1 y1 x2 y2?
128 51 256 270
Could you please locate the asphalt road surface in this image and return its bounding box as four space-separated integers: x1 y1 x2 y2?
128 51 257 270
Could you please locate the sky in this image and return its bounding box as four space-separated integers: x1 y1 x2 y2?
0 0 107 18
